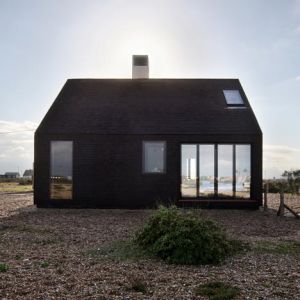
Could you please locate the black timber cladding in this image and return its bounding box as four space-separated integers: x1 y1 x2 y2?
35 79 262 209
36 79 261 135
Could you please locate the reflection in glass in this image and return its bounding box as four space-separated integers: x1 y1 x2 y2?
181 145 197 197
143 142 165 173
218 145 233 197
236 145 251 198
199 145 215 197
50 141 73 199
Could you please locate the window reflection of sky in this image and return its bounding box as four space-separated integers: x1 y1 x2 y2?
50 141 73 178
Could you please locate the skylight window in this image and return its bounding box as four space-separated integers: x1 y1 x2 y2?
223 90 244 105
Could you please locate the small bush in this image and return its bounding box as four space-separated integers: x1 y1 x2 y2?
195 281 240 300
15 254 22 260
18 179 32 185
40 261 49 268
135 206 240 265
0 263 9 272
130 280 147 293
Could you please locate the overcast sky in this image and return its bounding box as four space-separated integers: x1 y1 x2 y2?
0 0 300 178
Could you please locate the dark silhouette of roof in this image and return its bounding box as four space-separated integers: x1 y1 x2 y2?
23 169 33 177
36 79 261 135
4 172 20 177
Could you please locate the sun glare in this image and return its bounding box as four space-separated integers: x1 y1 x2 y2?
106 29 181 78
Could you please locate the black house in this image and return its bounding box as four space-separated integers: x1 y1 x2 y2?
34 55 262 209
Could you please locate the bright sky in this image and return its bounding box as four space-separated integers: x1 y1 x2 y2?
0 0 300 178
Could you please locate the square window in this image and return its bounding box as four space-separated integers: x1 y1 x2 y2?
223 90 244 105
143 141 166 173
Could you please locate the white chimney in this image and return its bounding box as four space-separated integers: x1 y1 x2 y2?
132 55 149 79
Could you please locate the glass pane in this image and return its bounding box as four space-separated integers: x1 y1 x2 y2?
181 145 197 197
199 145 215 198
218 145 233 197
223 90 244 105
144 142 165 173
50 141 73 199
236 145 251 198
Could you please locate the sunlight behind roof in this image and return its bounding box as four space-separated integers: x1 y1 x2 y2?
103 29 182 78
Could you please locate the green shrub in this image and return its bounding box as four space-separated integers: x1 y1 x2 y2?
264 179 300 194
130 280 147 293
195 281 240 300
0 263 9 272
15 254 22 260
135 206 239 265
40 261 49 268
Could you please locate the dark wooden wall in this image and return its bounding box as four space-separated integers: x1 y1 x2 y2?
34 133 262 209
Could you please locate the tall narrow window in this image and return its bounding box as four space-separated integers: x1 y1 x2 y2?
236 145 251 198
50 141 73 199
199 145 215 197
218 145 233 197
181 145 197 197
143 141 166 173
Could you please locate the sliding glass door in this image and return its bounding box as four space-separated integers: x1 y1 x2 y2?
180 144 251 199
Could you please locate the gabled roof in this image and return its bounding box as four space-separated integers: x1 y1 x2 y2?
4 172 20 176
23 169 33 176
36 79 262 135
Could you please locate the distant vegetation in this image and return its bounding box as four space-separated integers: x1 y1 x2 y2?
0 178 32 184
265 169 300 194
0 179 33 193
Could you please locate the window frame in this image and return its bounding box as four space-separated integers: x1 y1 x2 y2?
142 141 167 174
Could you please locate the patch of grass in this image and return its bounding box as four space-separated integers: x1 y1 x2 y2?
0 263 9 272
87 240 150 262
261 282 271 288
228 239 250 255
130 281 147 293
14 225 53 234
0 182 32 193
195 282 240 300
56 268 64 275
34 238 61 245
40 261 49 268
15 254 23 260
254 240 300 256
272 291 287 298
11 226 61 245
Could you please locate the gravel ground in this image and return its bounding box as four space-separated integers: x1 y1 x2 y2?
266 193 300 217
0 193 299 299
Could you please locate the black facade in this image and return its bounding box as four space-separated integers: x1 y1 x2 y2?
34 79 262 209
